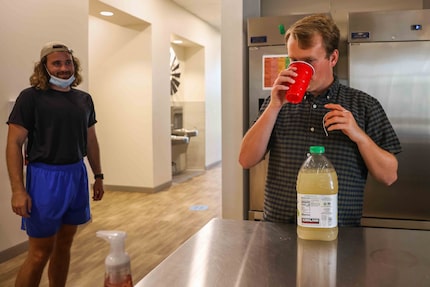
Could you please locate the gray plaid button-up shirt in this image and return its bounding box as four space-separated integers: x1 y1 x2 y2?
256 77 402 226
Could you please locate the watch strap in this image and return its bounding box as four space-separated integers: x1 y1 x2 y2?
94 173 104 180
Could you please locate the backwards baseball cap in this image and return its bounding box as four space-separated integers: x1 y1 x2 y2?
40 41 73 59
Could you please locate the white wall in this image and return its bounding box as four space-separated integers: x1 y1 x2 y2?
172 45 206 170
0 0 89 256
89 16 155 187
203 39 222 167
100 0 221 187
221 0 250 219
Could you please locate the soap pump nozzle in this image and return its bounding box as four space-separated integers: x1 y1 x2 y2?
97 230 133 287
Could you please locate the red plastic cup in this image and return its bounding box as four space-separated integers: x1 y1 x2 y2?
285 61 315 104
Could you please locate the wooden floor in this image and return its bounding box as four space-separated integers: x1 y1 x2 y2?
0 164 222 286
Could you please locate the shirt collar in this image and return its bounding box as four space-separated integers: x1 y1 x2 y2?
303 76 340 103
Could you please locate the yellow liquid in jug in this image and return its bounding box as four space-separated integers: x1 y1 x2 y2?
296 170 338 241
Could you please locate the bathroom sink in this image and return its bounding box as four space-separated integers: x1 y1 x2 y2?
171 135 190 145
171 128 198 137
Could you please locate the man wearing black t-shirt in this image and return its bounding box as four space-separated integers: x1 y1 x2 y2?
6 41 104 286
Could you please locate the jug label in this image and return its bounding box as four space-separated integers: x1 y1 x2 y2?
297 194 337 228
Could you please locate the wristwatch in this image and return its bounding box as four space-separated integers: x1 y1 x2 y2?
94 173 104 180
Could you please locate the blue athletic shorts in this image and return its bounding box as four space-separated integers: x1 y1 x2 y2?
22 160 91 238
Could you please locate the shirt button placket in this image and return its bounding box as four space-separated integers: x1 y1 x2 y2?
310 103 318 133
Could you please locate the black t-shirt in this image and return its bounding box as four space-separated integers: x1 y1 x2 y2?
7 87 97 164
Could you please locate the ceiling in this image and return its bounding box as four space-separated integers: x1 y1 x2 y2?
171 0 221 30
89 0 150 29
89 0 221 30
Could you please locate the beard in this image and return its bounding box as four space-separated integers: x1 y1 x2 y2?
55 71 73 78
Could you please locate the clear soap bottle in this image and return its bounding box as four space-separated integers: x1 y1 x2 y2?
97 230 133 287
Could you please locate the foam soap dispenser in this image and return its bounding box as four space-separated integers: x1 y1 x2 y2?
96 230 133 287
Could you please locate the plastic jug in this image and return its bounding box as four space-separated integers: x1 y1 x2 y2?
296 146 338 241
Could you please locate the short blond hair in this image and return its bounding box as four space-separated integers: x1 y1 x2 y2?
285 14 340 58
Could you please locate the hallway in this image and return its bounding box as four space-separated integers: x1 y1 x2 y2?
0 164 221 286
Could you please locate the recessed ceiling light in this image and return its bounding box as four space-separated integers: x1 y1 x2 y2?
100 11 114 16
172 40 183 44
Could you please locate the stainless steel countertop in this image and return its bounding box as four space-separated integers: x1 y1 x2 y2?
135 218 430 287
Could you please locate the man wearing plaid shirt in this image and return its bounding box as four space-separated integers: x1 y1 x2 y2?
239 14 401 226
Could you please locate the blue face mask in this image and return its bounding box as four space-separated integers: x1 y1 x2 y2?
48 74 76 89
45 67 75 88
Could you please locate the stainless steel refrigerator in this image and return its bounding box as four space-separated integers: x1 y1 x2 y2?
348 9 430 230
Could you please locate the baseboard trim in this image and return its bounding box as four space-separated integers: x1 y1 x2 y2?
206 160 221 170
0 240 28 263
99 161 222 193
103 180 172 193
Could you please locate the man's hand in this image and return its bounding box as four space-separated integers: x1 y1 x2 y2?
92 179 104 201
324 103 365 143
270 67 299 107
12 189 32 218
